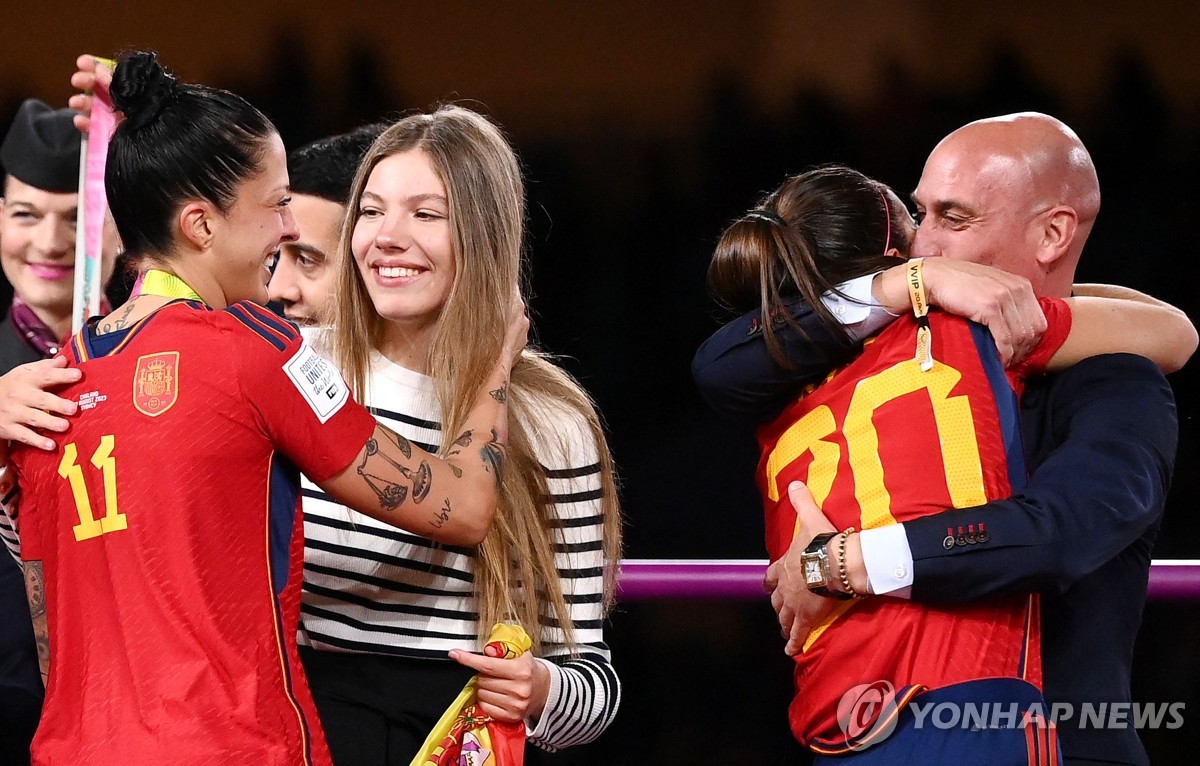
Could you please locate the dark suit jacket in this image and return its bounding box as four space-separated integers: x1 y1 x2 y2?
693 305 1177 766
905 354 1173 766
0 314 45 374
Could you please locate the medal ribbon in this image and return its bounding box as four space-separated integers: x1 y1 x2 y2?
137 269 205 303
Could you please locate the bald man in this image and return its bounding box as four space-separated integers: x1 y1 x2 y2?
911 113 1101 297
695 113 1180 765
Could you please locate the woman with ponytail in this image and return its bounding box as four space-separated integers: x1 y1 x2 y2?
297 106 622 763
1 52 524 765
703 164 1195 761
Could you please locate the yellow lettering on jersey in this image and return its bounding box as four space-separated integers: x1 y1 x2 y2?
760 404 849 652
59 436 125 542
844 359 986 530
60 444 100 542
763 404 839 506
91 436 126 533
762 359 989 652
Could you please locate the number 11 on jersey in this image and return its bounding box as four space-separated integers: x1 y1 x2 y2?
58 435 126 542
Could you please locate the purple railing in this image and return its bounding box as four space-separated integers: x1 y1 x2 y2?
616 559 1200 601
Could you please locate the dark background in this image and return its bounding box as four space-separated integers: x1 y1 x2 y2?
2 2 1197 762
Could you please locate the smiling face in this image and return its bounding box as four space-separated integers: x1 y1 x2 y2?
267 193 343 325
910 132 1046 287
0 176 119 329
209 133 299 306
350 148 455 343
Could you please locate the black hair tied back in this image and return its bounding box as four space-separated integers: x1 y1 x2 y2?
110 51 178 131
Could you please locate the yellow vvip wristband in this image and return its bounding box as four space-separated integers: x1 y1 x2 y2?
907 258 934 371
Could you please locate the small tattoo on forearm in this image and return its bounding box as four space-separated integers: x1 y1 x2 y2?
430 498 452 529
357 426 431 510
381 425 413 459
35 631 49 686
448 429 473 457
489 383 507 404
411 461 432 504
24 561 48 684
358 450 408 509
480 427 506 488
25 561 44 618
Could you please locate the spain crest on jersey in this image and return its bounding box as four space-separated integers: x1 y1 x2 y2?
133 351 179 417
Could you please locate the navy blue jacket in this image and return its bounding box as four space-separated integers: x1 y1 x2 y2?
692 305 1176 766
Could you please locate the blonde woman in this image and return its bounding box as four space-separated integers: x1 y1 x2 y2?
298 106 622 763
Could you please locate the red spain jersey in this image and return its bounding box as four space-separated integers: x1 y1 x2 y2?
756 298 1070 753
13 300 376 766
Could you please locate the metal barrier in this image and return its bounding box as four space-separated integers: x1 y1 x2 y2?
616 559 1200 601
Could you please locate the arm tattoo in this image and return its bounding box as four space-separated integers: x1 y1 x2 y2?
356 425 430 510
24 561 44 618
381 424 414 459
411 461 432 504
24 561 48 686
429 498 452 529
489 383 508 404
448 429 473 458
480 428 506 489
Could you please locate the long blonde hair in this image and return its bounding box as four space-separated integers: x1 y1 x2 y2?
328 105 621 652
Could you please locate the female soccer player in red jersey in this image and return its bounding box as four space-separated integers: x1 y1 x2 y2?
704 165 1195 763
0 52 524 766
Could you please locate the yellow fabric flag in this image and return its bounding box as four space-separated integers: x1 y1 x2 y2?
411 624 534 766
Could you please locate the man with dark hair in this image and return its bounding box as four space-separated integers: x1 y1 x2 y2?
269 123 387 326
0 98 119 766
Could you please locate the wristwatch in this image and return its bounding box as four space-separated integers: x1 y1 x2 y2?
801 532 854 600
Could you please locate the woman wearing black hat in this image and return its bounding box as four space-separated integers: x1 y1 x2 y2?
0 99 121 367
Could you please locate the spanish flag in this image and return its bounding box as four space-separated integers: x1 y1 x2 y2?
411 624 533 766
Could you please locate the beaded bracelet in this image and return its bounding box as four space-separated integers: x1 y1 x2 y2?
837 527 864 598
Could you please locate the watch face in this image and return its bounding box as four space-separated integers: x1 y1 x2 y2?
804 558 823 585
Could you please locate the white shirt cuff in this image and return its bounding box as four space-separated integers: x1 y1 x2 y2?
525 657 561 738
859 524 914 598
822 272 898 341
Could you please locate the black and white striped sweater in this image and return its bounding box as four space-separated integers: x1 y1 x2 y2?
297 346 619 751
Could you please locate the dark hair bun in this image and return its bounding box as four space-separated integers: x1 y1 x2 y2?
110 51 178 130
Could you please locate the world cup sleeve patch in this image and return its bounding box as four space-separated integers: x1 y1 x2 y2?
283 342 350 424
133 351 180 417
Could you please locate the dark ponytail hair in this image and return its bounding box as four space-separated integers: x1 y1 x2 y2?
707 164 909 363
106 51 277 257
